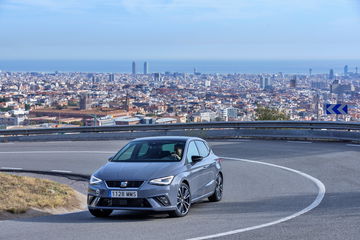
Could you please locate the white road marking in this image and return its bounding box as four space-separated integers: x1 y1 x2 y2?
287 141 312 144
50 170 72 173
346 144 360 147
0 151 115 154
188 157 326 240
1 167 23 170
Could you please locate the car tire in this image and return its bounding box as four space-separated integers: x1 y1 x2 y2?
89 208 113 218
169 182 191 217
208 174 223 202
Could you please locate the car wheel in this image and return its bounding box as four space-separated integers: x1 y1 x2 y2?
169 182 191 217
208 174 223 202
89 208 113 218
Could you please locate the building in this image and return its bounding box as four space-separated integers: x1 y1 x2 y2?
290 76 297 88
108 74 115 82
132 61 136 75
115 116 140 125
154 73 161 82
259 76 272 90
79 94 91 110
200 111 217 122
344 65 348 76
144 61 148 74
222 107 238 121
329 69 334 80
205 80 211 87
156 117 177 124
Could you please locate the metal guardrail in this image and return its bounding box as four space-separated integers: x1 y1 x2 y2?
0 121 359 136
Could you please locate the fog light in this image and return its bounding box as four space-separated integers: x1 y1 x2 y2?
156 196 170 206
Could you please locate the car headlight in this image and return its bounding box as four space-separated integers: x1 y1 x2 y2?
149 176 174 186
90 175 102 185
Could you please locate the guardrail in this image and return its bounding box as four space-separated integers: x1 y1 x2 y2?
0 121 359 142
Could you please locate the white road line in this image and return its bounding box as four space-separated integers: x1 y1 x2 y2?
346 144 360 147
50 170 72 173
0 151 115 154
287 141 312 144
1 167 23 170
187 157 326 240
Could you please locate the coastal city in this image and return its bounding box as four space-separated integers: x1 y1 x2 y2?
0 62 359 129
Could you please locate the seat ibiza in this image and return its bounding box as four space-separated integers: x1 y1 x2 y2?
88 136 223 217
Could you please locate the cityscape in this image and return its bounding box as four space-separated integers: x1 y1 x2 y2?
0 61 359 129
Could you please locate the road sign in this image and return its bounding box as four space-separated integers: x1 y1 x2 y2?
325 104 348 114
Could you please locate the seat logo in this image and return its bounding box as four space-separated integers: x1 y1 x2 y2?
120 181 128 188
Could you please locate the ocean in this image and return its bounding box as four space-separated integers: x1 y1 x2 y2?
0 59 359 74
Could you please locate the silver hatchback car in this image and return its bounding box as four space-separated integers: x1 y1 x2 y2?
88 136 223 217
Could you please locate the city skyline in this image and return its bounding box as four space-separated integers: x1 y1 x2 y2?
0 0 360 60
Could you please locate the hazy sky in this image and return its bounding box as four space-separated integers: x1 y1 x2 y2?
1 0 360 60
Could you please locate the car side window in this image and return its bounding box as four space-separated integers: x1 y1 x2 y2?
138 143 149 157
187 141 200 163
195 141 209 157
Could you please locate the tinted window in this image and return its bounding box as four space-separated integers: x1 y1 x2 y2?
195 141 209 157
187 141 200 163
112 140 186 162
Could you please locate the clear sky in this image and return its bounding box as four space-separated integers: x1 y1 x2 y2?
1 0 360 60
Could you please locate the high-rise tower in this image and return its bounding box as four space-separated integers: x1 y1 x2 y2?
329 69 334 80
132 61 136 75
290 76 297 88
344 65 348 76
144 61 148 74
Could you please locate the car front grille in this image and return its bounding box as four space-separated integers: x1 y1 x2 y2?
97 198 151 208
106 181 144 188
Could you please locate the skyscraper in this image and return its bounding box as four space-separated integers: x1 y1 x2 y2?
132 61 136 75
154 73 161 82
144 61 148 74
108 73 115 82
344 65 348 76
79 94 91 110
329 69 334 80
290 76 297 88
309 68 312 76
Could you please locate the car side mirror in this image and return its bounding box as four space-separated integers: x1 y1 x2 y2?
108 156 114 162
191 155 203 163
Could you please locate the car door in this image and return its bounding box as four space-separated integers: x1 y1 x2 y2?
185 141 208 200
195 140 216 195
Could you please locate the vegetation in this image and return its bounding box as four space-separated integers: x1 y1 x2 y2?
24 104 31 111
0 107 12 112
255 106 290 120
67 100 78 107
0 98 10 103
0 173 76 214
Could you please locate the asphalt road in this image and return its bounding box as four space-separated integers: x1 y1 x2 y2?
0 139 359 240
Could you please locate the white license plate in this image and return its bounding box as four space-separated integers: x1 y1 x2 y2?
111 190 138 198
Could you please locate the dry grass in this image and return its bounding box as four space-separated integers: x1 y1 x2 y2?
0 172 76 214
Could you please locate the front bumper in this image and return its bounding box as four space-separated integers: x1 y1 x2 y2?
87 181 177 211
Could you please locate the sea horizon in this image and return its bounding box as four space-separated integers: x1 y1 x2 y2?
0 59 359 74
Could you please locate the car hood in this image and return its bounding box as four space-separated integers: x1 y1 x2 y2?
95 161 183 181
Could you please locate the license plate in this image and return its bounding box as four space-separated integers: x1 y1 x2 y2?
111 190 137 198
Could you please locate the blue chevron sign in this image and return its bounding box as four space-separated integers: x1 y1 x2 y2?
325 104 348 114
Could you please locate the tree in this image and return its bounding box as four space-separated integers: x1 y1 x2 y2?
25 104 31 111
255 106 290 120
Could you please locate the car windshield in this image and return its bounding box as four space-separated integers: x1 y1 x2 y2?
111 140 186 162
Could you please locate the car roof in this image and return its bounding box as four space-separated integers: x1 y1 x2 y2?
132 136 204 142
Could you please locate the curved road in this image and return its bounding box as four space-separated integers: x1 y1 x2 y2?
0 139 359 239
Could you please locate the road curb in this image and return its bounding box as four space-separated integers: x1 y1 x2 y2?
0 169 90 181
